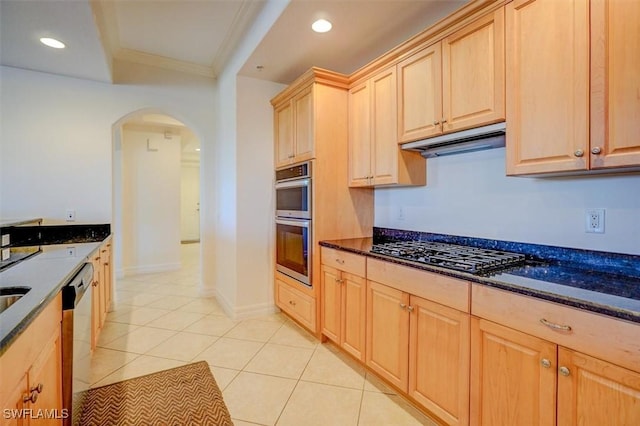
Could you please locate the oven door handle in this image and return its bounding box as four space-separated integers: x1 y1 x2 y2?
275 218 310 228
275 179 310 190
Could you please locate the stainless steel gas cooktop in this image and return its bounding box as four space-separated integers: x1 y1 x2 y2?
370 241 526 274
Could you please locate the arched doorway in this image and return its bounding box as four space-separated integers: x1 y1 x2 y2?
112 109 201 279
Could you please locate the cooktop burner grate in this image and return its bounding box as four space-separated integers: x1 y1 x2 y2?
370 241 525 274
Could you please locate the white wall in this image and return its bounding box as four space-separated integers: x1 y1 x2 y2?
121 127 181 274
208 0 289 317
0 64 216 281
375 148 640 255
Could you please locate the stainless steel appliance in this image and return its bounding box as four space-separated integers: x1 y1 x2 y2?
61 263 94 426
370 240 525 274
275 218 311 285
275 162 312 286
275 162 311 219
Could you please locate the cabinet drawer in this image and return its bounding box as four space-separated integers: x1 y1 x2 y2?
321 247 366 277
472 284 640 372
367 258 469 312
276 278 316 332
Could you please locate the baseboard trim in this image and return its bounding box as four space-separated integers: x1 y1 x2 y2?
212 289 277 321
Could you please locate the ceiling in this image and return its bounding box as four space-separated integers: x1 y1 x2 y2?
0 0 467 85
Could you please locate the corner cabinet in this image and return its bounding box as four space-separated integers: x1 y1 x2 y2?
274 85 314 168
506 0 640 175
348 67 426 187
397 8 505 143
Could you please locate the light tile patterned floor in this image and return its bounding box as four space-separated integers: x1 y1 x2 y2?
90 243 437 425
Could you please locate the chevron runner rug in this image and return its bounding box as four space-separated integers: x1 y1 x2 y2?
79 361 233 425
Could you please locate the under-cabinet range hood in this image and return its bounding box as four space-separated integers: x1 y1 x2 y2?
401 122 506 158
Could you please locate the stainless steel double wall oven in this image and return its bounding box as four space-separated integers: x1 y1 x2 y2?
275 162 312 286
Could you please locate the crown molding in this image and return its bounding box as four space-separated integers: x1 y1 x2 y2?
114 48 216 79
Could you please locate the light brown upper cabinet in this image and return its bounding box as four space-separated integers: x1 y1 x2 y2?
506 0 640 175
397 8 505 143
274 84 314 168
349 67 426 187
590 0 640 169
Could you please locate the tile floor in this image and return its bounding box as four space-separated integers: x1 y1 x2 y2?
89 243 438 426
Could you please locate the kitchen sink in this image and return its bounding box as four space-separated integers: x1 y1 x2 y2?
0 287 30 314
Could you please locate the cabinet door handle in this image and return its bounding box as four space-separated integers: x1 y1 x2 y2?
540 359 551 369
23 391 38 404
441 119 447 124
591 146 602 155
30 383 43 394
407 306 414 312
574 149 584 157
559 366 571 376
433 121 440 126
539 318 572 332
335 258 345 265
399 303 407 309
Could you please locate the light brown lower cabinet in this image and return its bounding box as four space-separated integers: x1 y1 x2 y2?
0 293 63 426
366 280 470 426
320 264 366 361
275 274 316 332
471 317 640 426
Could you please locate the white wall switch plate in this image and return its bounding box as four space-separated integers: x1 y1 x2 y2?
66 210 76 222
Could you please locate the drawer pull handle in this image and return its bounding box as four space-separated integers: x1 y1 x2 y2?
335 258 345 264
559 366 571 377
30 383 43 394
541 359 551 369
539 318 572 332
289 300 297 307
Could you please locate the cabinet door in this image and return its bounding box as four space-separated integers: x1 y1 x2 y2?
366 281 409 391
91 255 101 350
557 347 640 426
505 0 589 175
293 86 314 163
2 375 28 426
409 296 470 426
320 265 341 344
28 330 63 423
341 272 366 362
102 242 112 312
443 8 504 133
397 43 442 142
371 67 399 185
470 318 556 426
590 0 640 169
275 101 294 168
348 82 372 186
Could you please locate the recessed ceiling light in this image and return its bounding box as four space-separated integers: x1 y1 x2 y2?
40 37 66 49
312 19 332 33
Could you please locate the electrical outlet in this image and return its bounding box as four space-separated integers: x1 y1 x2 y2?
585 209 605 233
66 247 76 257
66 210 76 222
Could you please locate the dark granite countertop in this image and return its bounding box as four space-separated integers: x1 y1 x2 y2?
0 242 104 355
0 218 43 228
320 235 640 324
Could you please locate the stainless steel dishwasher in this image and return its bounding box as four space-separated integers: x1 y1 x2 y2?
61 262 94 426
